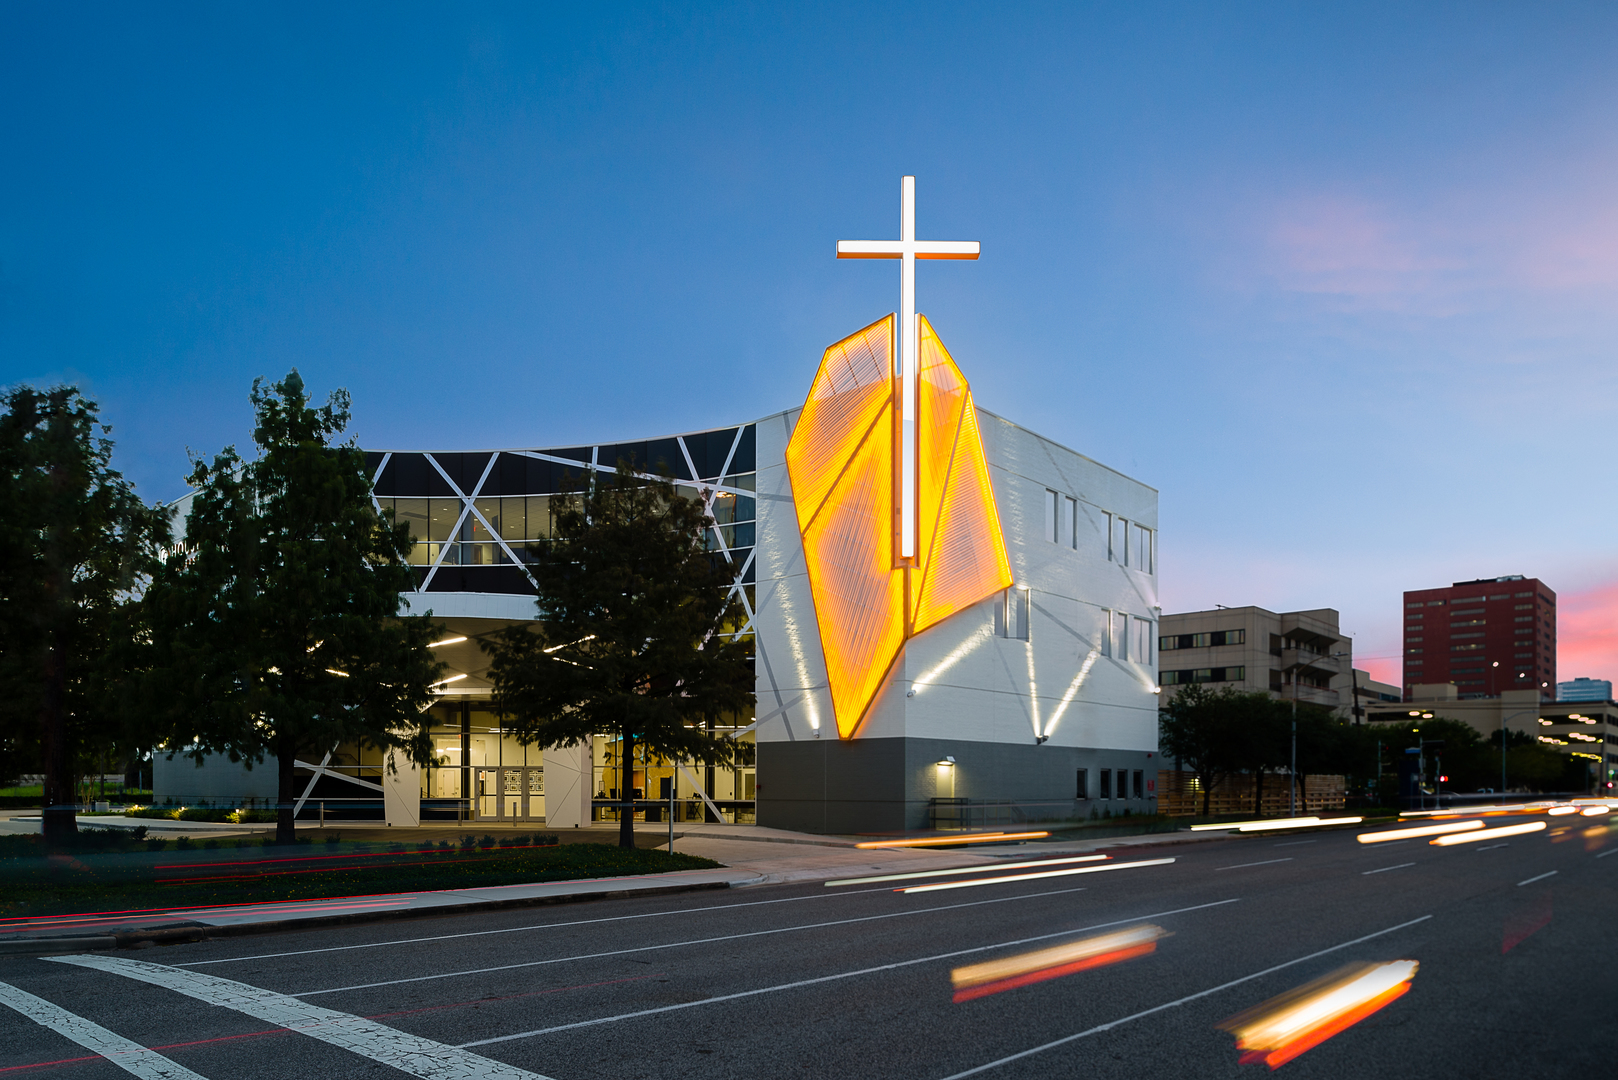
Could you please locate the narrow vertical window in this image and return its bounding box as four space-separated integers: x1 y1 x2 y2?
1065 497 1078 550
1101 609 1113 657
1112 516 1129 566
1133 769 1144 799
1113 611 1128 661
1099 769 1112 800
1075 769 1088 800
1133 524 1152 573
996 589 1029 641
1044 489 1059 544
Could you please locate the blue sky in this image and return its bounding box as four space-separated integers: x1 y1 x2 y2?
5 2 1618 681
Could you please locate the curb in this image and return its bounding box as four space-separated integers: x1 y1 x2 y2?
0 877 747 954
0 935 118 957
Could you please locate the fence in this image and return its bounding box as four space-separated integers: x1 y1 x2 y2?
1156 770 1345 817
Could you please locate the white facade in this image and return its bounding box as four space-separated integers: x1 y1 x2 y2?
752 405 1161 832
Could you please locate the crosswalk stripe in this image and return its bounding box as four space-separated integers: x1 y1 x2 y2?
0 979 209 1080
48 955 554 1080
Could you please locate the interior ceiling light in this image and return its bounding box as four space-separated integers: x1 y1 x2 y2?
428 635 468 648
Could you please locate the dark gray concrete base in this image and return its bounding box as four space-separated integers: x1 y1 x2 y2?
757 738 1160 834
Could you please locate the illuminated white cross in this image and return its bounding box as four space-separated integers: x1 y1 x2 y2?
837 175 979 560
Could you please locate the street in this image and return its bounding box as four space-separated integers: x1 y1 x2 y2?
2 821 1615 1078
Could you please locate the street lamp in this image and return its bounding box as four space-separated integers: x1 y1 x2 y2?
1291 647 1349 817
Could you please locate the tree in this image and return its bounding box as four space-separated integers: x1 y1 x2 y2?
483 461 755 849
138 371 443 843
1159 685 1253 817
0 386 169 845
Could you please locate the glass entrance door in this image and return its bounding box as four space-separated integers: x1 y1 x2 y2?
475 766 544 821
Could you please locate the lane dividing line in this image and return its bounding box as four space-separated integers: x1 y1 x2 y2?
1474 844 1510 852
1362 863 1416 876
286 881 1111 998
1215 858 1293 871
1597 849 1617 859
176 884 901 968
1273 840 1317 848
47 955 553 1080
899 859 1174 895
0 980 209 1080
932 914 1434 1080
457 898 1243 1048
1517 871 1558 887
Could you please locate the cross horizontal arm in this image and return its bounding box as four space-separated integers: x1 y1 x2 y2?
836 240 981 259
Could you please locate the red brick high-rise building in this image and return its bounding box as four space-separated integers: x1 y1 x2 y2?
1403 575 1556 701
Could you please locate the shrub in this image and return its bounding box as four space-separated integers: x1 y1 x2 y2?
460 836 476 850
175 837 193 850
204 839 219 850
479 835 496 849
324 833 341 845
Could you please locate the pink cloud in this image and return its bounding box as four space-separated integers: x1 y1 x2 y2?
1358 653 1402 687
1555 581 1618 690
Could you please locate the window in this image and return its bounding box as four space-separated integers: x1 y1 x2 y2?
1452 632 1484 640
1065 497 1078 550
1451 644 1483 652
1099 770 1112 800
1110 515 1128 565
1515 592 1533 598
1112 611 1128 660
1406 602 1423 609
996 588 1030 641
1515 604 1532 610
1406 637 1423 643
1133 770 1144 800
1133 524 1153 574
1407 648 1423 654
1159 629 1243 651
1075 769 1088 800
1132 617 1155 665
1427 601 1444 607
1161 666 1244 685
1044 489 1059 544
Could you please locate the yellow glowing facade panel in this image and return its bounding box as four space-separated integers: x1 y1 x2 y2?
786 315 895 529
787 313 1011 739
910 318 1014 636
800 413 907 738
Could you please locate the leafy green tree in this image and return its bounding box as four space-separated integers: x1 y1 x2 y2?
138 371 443 843
0 386 169 844
483 461 754 849
1159 685 1251 817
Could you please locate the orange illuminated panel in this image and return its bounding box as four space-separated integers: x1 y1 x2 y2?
786 315 895 530
800 413 906 737
787 313 1012 739
910 317 1013 636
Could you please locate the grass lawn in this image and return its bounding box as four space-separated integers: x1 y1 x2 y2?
0 832 721 921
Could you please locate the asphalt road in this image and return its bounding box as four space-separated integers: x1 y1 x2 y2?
2 819 1615 1079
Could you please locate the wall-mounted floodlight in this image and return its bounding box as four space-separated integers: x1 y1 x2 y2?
1035 735 1049 745
937 756 956 767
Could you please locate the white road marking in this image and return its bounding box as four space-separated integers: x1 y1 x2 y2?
1364 840 1408 847
1272 840 1317 848
1362 862 1416 876
1215 858 1294 871
1474 844 1510 852
1517 870 1558 887
932 914 1434 1079
47 955 552 1080
458 898 1243 1048
1596 849 1617 859
177 884 899 967
0 980 208 1080
286 881 1110 998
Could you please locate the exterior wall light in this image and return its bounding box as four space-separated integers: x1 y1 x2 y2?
937 756 956 767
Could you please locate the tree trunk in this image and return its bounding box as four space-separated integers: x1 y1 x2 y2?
1201 775 1212 818
618 727 636 849
276 732 297 845
1253 769 1264 815
40 635 76 847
